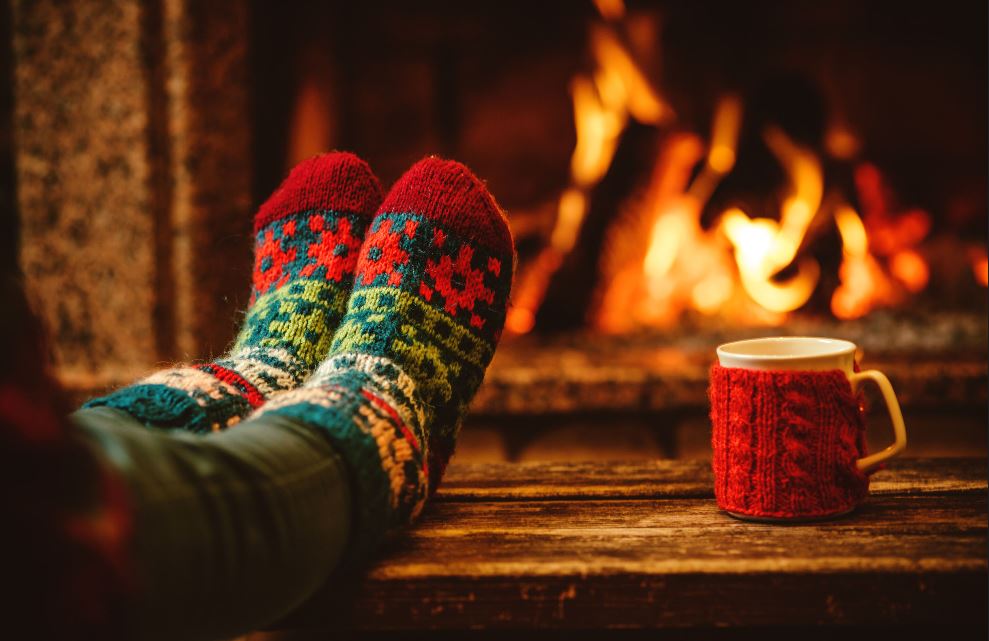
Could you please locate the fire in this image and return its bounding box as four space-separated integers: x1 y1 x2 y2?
512 9 954 334
715 126 822 314
569 73 625 189
592 0 625 22
610 109 937 325
689 95 741 200
831 205 897 319
889 249 929 293
722 208 820 314
506 13 669 335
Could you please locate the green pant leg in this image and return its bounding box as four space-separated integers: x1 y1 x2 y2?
70 407 352 641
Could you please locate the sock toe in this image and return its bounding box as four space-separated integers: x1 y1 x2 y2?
378 156 514 256
255 151 383 233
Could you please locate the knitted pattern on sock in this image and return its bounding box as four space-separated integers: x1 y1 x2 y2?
85 152 383 432
709 364 871 519
256 157 514 553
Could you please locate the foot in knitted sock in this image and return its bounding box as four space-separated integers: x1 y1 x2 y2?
85 152 383 432
254 157 513 550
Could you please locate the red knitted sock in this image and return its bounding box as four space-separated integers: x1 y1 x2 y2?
709 364 871 519
255 157 515 551
86 152 383 431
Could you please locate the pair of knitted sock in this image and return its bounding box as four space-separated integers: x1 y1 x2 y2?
86 152 514 537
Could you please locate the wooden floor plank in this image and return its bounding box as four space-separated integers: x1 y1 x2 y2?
281 458 987 630
375 494 985 578
437 458 987 500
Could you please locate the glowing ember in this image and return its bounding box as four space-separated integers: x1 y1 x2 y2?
971 247 989 288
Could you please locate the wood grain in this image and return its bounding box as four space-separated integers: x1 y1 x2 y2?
281 458 987 631
436 458 987 500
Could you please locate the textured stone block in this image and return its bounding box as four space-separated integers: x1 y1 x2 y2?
13 0 158 386
12 0 252 391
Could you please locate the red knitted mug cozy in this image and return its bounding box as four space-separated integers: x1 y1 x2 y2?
709 364 872 519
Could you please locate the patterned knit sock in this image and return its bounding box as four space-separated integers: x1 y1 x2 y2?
254 157 514 551
85 152 383 432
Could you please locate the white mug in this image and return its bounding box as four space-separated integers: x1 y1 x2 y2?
716 336 907 472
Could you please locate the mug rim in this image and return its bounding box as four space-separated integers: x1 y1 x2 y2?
716 336 856 361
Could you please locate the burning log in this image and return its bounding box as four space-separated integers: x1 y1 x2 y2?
534 120 660 332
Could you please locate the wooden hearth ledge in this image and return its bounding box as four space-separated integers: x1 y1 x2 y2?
279 458 987 633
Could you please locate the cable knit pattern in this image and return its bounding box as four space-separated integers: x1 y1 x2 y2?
709 365 871 519
256 157 514 554
85 153 383 432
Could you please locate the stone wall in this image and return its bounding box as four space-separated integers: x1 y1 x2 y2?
11 0 252 394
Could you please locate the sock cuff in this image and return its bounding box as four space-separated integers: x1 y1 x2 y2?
256 382 428 557
84 384 250 433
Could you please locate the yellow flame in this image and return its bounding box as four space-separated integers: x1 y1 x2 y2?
722 208 820 313
691 272 733 313
642 205 686 286
688 94 742 204
514 19 670 336
589 26 668 126
569 73 625 188
632 186 744 326
707 95 742 174
717 126 822 313
835 204 868 254
550 188 588 252
763 126 822 268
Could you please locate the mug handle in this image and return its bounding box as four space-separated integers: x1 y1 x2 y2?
848 369 908 472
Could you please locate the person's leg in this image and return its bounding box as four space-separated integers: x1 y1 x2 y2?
71 406 352 641
67 156 514 641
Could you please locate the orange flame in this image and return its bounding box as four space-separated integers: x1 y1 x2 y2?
971 247 989 287
622 100 740 327
518 17 940 332
569 73 625 189
639 198 737 322
593 0 625 21
507 19 668 335
889 249 929 293
720 126 822 313
687 94 741 203
831 205 895 318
